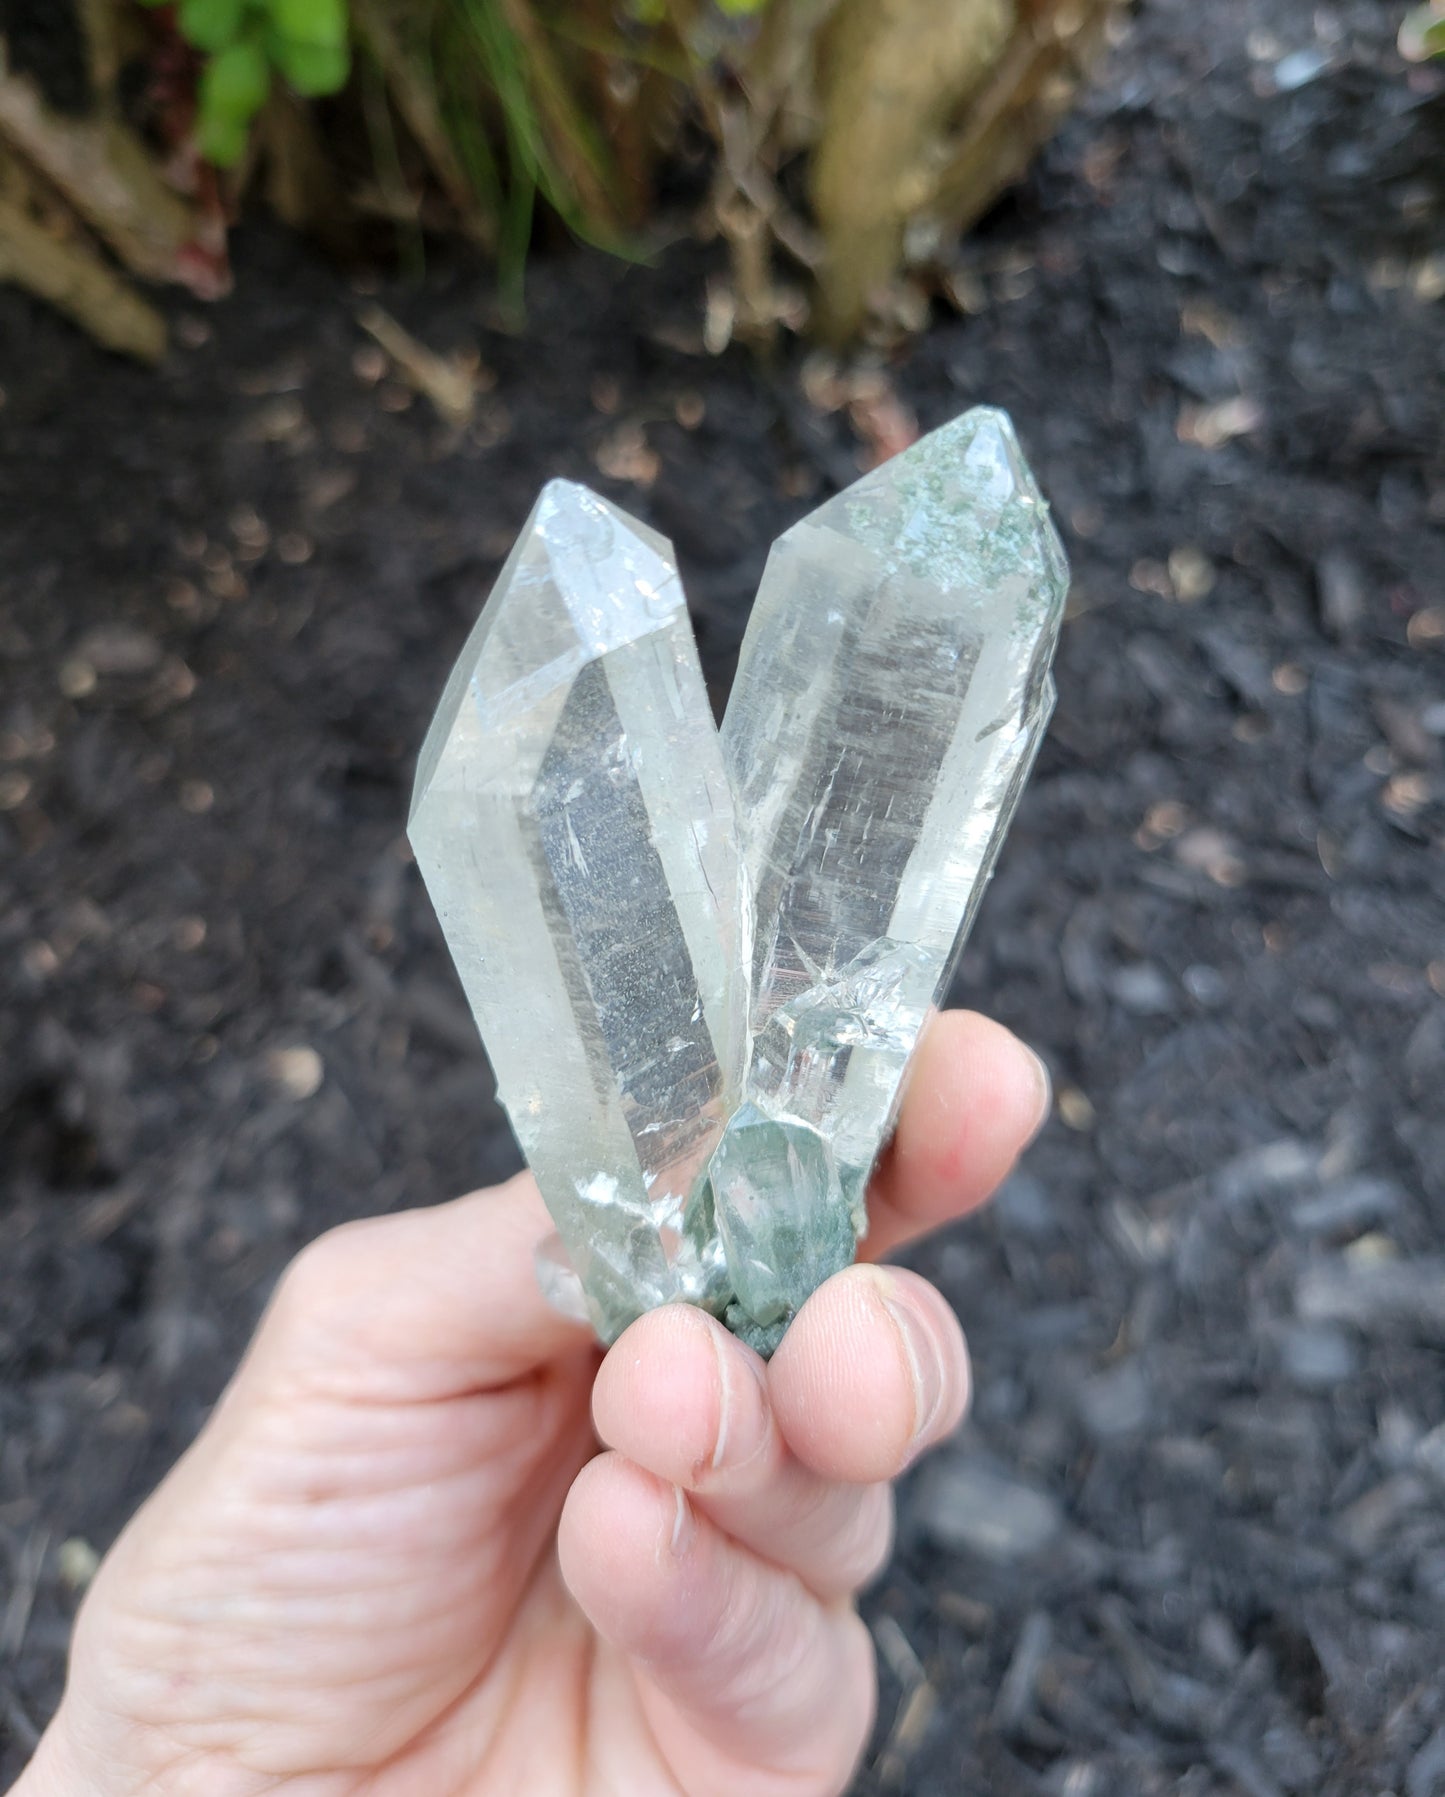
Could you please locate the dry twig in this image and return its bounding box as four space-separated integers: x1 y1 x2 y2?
356 304 483 426
0 161 165 360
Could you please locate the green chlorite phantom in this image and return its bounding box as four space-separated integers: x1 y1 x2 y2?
409 408 1068 1353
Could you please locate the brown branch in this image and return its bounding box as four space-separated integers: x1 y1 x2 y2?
694 0 837 346
809 0 1016 344
737 0 842 147
934 0 1121 234
0 38 204 289
0 184 165 361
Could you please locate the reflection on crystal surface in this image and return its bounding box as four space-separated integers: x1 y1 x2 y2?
409 480 748 1341
716 408 1068 1302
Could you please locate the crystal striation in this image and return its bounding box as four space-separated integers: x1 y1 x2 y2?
409 480 749 1342
410 410 1068 1351
710 408 1068 1331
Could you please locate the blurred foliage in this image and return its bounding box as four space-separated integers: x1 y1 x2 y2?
0 0 1118 355
137 0 351 164
1399 3 1445 60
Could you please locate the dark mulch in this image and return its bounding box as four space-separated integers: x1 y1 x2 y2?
2 0 1443 1788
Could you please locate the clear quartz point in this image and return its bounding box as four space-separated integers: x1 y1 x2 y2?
709 408 1068 1325
408 480 749 1342
410 410 1067 1353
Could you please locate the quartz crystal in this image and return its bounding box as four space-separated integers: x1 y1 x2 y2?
711 408 1068 1343
408 481 748 1341
409 410 1067 1350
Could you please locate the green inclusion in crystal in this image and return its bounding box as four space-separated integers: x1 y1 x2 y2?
709 1103 854 1335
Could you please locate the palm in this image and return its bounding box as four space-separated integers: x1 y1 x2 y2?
35 1014 1046 1797
86 1267 865 1797
193 1343 700 1795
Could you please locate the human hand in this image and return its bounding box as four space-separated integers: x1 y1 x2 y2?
17 1011 1048 1797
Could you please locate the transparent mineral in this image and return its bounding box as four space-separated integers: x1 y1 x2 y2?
711 408 1068 1326
408 481 748 1342
410 410 1067 1352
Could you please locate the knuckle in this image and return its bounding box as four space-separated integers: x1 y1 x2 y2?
269 1219 373 1330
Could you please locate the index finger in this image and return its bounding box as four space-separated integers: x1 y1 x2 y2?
860 1008 1051 1262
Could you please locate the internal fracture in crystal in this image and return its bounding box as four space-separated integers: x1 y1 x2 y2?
410 411 1068 1348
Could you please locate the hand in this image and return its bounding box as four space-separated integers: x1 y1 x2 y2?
18 1011 1048 1797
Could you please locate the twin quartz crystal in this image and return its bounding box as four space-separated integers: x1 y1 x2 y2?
409 408 1068 1352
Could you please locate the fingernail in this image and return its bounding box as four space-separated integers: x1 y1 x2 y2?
1025 1045 1052 1134
669 1486 696 1557
711 1331 770 1474
885 1295 944 1446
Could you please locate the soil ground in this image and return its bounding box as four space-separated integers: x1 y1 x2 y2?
2 0 1444 1790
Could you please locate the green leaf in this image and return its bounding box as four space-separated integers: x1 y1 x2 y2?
179 0 247 53
200 36 270 123
268 33 351 95
266 0 348 48
198 106 252 165
715 0 770 14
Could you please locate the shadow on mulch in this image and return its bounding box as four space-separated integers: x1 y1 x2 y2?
2 0 1444 1789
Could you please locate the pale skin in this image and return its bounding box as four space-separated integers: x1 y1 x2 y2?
15 1011 1049 1797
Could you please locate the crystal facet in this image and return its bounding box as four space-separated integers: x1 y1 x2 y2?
408 480 748 1342
409 410 1067 1350
710 407 1067 1318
